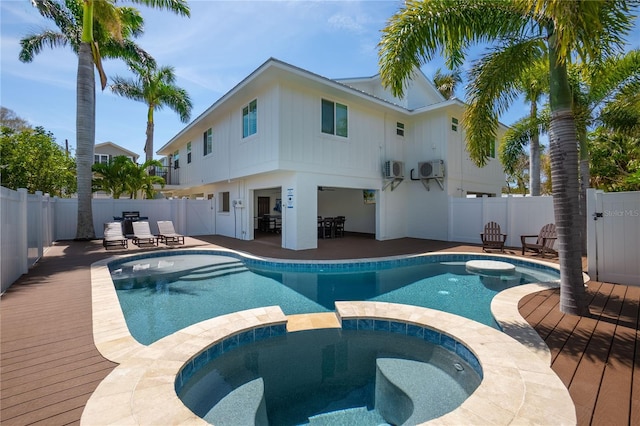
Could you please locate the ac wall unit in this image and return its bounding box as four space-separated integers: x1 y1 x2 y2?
384 160 404 179
418 160 445 179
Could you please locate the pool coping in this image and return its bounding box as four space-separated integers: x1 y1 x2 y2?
83 248 577 425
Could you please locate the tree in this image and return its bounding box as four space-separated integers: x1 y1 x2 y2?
1 107 31 131
111 61 192 163
19 0 189 240
499 107 550 195
125 159 165 199
92 155 133 198
506 60 549 195
1 125 76 196
432 67 462 99
570 50 640 252
92 156 164 198
378 0 637 316
589 128 640 191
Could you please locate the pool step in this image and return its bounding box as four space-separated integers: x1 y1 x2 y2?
307 406 389 425
204 378 268 426
180 262 248 281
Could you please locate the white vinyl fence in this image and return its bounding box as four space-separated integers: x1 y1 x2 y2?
1 187 215 293
448 195 556 248
587 189 640 285
52 197 215 240
3 186 637 292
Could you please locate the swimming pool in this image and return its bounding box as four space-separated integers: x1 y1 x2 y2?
109 251 560 345
177 327 482 425
86 250 578 425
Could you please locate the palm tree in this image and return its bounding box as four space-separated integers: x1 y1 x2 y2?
92 155 132 198
499 107 550 195
570 50 640 251
432 67 462 99
19 0 189 240
111 61 192 163
515 60 548 196
125 159 165 199
20 0 152 239
378 0 636 316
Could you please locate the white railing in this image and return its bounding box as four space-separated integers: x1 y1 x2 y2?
1 187 215 293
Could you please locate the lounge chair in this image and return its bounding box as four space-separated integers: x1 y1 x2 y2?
103 222 128 249
481 221 507 252
157 220 185 245
521 223 557 257
132 221 157 247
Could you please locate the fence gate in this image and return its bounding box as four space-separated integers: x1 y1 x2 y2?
587 189 640 285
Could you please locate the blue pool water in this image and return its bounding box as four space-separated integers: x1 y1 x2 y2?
178 328 482 426
109 252 560 345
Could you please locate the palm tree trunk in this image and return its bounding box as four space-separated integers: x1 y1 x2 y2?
145 116 154 163
529 101 541 196
548 37 588 316
579 142 590 256
75 42 96 240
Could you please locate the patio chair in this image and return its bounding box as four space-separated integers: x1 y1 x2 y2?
521 223 557 257
132 221 157 247
103 222 128 249
321 218 334 239
334 216 345 237
157 220 185 245
480 221 507 252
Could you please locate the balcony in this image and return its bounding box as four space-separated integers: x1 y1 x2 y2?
149 165 179 186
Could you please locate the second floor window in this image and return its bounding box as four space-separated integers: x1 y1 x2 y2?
187 142 192 164
396 122 405 137
94 154 109 164
173 150 180 169
321 99 348 137
242 99 257 138
204 128 213 156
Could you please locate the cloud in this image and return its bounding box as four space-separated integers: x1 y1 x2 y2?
328 13 365 33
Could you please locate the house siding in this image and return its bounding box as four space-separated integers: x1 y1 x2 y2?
156 59 506 250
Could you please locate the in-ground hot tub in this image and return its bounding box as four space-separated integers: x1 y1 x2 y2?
176 323 481 425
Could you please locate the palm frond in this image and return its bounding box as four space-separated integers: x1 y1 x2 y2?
499 114 549 175
378 0 532 98
129 0 190 17
19 31 70 62
464 38 546 166
110 76 146 102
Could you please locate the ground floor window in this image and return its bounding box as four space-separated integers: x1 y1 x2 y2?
220 191 230 212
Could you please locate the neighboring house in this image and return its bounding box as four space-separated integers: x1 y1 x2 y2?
157 58 507 250
94 141 139 165
93 142 140 199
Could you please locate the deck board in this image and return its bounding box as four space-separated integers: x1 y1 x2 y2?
519 280 639 426
1 237 638 426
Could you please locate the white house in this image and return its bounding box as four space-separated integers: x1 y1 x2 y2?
94 141 140 164
157 58 506 250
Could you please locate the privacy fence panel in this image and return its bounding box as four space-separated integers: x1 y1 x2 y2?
588 189 640 286
185 198 215 236
1 187 216 292
1 187 27 293
448 195 554 248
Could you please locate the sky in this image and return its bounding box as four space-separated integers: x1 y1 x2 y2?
1 0 638 160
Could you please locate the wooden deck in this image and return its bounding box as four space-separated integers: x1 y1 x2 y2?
1 236 638 425
519 282 640 426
